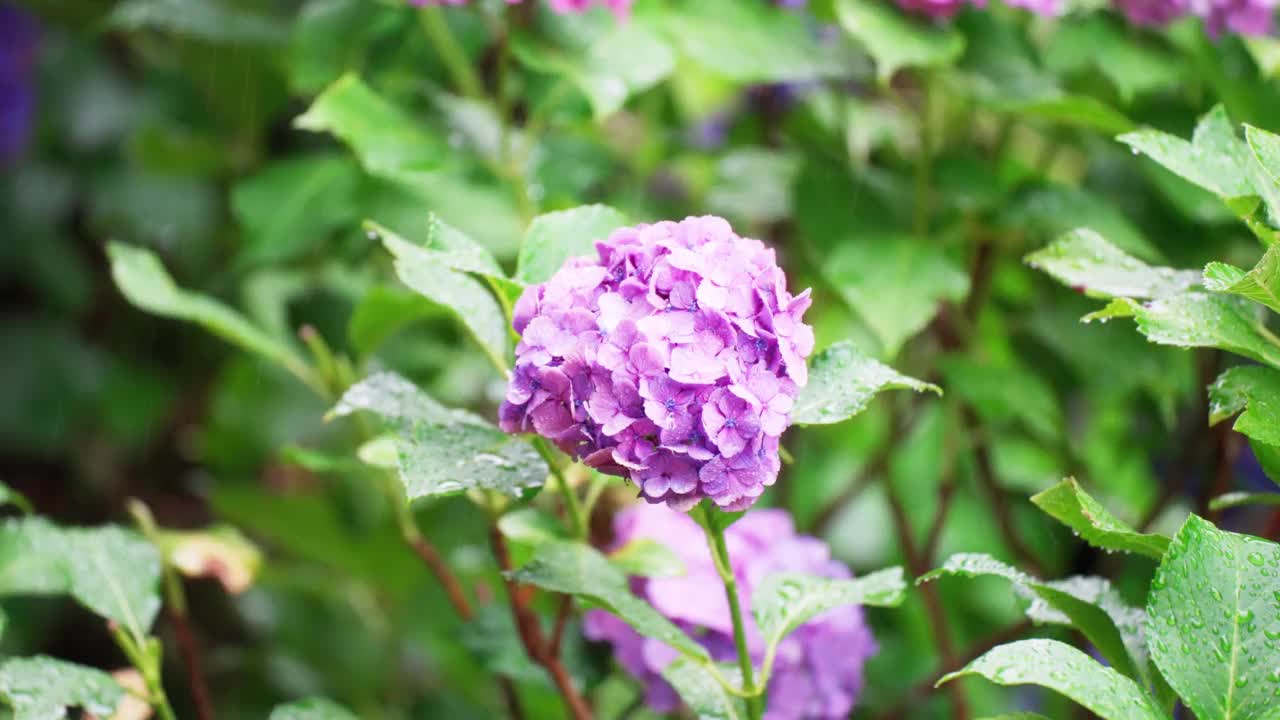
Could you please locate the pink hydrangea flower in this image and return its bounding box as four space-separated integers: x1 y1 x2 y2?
500 216 813 512
585 504 878 719
895 0 985 19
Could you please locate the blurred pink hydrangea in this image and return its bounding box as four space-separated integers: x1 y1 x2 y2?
585 504 878 719
1197 0 1277 35
408 0 632 17
499 216 813 512
1112 0 1192 26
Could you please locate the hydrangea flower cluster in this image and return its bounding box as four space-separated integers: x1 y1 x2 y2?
498 216 813 511
408 0 632 18
585 504 878 719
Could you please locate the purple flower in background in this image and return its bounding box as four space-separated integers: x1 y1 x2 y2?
0 4 39 162
1112 0 1192 26
584 504 878 719
499 216 812 512
1197 0 1277 35
1005 0 1064 15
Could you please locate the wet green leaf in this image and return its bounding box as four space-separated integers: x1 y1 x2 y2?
1203 244 1280 314
940 639 1164 720
996 95 1134 134
330 373 544 501
515 205 627 286
1209 491 1280 510
109 0 287 43
0 482 31 514
496 507 568 547
512 21 673 119
835 0 964 83
1147 515 1280 720
793 341 940 425
382 226 510 370
921 554 1145 681
753 568 906 671
1083 293 1280 368
1031 478 1170 559
664 0 850 83
107 243 319 392
821 235 970 357
0 656 124 720
608 538 686 579
661 658 748 720
0 519 162 633
1208 365 1280 446
295 74 445 178
1026 229 1200 299
508 540 711 663
1119 105 1254 200
1245 124 1280 229
269 698 361 720
231 153 360 265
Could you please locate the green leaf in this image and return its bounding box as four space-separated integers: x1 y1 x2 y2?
0 482 31 514
0 656 124 720
939 639 1164 720
753 568 906 673
1083 293 1280 368
793 341 940 425
661 658 748 720
1003 185 1162 263
920 554 1145 681
346 285 438 355
1208 365 1280 446
1203 245 1280 314
1026 229 1200 299
995 95 1134 135
295 74 445 178
1244 124 1280 228
512 21 673 119
107 243 320 392
231 153 360 265
509 540 711 663
496 507 569 547
608 538 686 579
1209 491 1280 510
939 357 1062 444
108 0 287 44
822 234 970 357
662 0 850 83
288 0 394 95
1119 105 1255 200
515 205 627 286
1147 515 1280 720
835 0 964 83
1031 478 1170 559
0 519 162 633
381 227 510 371
330 373 545 501
268 698 361 720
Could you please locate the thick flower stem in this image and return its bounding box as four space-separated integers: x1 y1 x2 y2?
533 437 588 539
417 6 484 100
699 506 764 720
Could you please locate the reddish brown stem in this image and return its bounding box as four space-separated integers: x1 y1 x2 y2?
877 620 1033 720
489 527 594 720
170 609 214 720
964 407 1046 577
407 534 475 621
883 468 969 720
549 594 574 659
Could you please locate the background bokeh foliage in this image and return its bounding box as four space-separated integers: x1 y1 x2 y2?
4 0 1280 717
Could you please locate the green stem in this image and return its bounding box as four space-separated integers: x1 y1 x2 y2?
418 6 485 100
533 438 587 538
697 505 763 720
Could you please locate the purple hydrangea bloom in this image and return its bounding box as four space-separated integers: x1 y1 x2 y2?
0 4 39 162
584 504 878 719
500 216 813 511
1005 0 1064 15
1112 0 1192 26
1196 0 1276 35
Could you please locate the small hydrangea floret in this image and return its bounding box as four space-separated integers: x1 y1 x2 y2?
500 216 813 511
585 504 878 718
